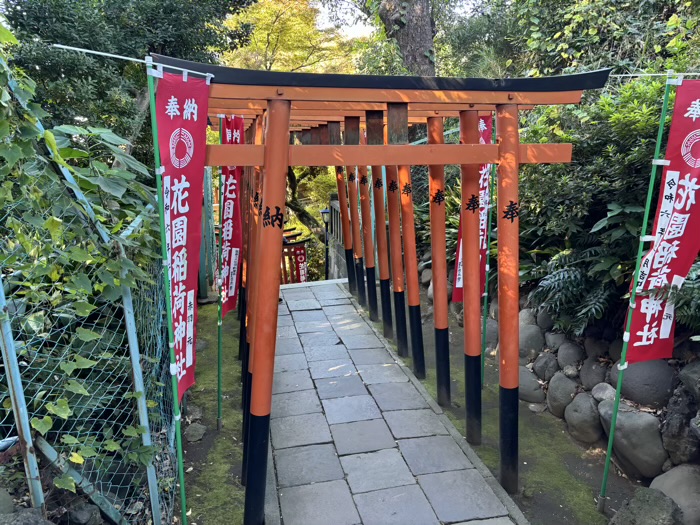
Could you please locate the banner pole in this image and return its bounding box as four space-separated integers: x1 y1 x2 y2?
217 117 225 431
145 57 189 525
481 116 497 386
597 74 675 514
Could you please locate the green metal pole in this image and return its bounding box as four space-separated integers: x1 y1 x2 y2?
217 116 224 431
145 57 189 525
480 117 497 386
597 74 675 514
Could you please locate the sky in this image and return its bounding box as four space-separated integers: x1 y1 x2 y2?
315 2 375 39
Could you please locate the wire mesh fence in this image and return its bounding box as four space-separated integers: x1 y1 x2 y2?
0 134 174 523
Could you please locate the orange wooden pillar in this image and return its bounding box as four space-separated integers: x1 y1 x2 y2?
358 129 378 320
427 116 450 404
389 103 425 378
496 104 520 494
345 117 367 306
366 110 393 337
384 118 408 357
460 111 483 444
329 122 357 292
243 99 291 525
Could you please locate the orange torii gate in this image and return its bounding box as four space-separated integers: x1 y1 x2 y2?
154 55 609 525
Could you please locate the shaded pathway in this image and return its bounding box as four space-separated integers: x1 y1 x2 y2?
268 281 528 525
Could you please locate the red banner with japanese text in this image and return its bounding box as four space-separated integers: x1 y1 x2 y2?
293 244 308 283
627 80 700 363
220 115 244 318
156 72 209 400
453 116 493 303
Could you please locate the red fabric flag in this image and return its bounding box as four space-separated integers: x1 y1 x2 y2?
627 80 700 363
156 72 209 401
220 115 244 318
453 115 493 303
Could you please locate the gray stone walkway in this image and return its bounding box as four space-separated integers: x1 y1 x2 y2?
269 281 527 525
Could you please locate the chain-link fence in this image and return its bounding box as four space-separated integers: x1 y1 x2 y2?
0 134 174 523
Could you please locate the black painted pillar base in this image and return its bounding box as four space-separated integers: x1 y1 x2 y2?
238 290 246 361
243 413 270 525
345 249 356 293
410 306 426 379
380 279 393 339
355 257 366 306
241 370 253 487
434 327 449 403
236 287 242 321
393 291 408 357
499 386 519 494
366 266 378 321
465 354 482 445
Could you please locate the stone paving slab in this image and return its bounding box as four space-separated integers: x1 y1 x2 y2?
270 282 528 525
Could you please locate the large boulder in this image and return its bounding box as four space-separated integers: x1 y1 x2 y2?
557 341 585 369
519 308 537 326
533 352 559 382
536 310 554 331
564 393 603 443
427 279 434 303
547 372 578 418
651 464 700 525
609 339 623 362
584 337 608 359
592 382 616 403
610 488 684 525
485 318 498 349
519 325 545 361
0 489 13 515
544 331 567 351
580 357 608 390
519 366 545 403
0 509 55 525
679 360 700 402
420 268 432 286
610 360 676 409
599 399 668 479
661 387 700 465
489 299 498 320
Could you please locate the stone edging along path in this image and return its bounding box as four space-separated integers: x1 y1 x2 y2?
266 281 529 525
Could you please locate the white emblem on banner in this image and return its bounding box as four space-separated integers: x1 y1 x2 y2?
170 128 195 168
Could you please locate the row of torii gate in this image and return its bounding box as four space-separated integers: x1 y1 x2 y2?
155 55 610 525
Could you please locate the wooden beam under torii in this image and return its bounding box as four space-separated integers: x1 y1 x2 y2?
151 53 610 525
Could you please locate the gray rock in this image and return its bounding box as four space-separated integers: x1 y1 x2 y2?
674 340 700 362
446 282 453 302
580 357 608 390
485 318 498 349
421 268 432 286
599 399 668 479
186 403 203 421
544 332 567 351
519 366 545 403
584 337 608 359
609 339 623 361
563 364 579 379
610 488 684 525
661 387 700 465
533 352 559 382
489 299 498 320
536 310 554 331
528 403 547 413
417 260 431 273
65 502 101 525
519 324 545 360
184 422 206 442
519 308 537 326
448 267 455 284
0 508 55 525
427 280 433 303
421 251 432 263
592 382 616 403
547 372 578 418
557 341 585 369
519 294 529 310
691 414 700 441
564 393 603 443
610 359 676 409
651 464 700 525
0 489 13 515
679 360 700 402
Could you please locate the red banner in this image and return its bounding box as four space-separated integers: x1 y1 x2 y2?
293 244 308 283
453 116 493 303
627 80 700 363
220 115 244 318
156 72 209 400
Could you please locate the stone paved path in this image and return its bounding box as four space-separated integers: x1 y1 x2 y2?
269 281 527 525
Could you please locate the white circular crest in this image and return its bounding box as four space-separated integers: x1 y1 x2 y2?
681 129 700 168
169 128 194 169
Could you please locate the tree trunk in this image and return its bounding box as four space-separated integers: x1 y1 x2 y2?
286 198 324 241
377 0 435 76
